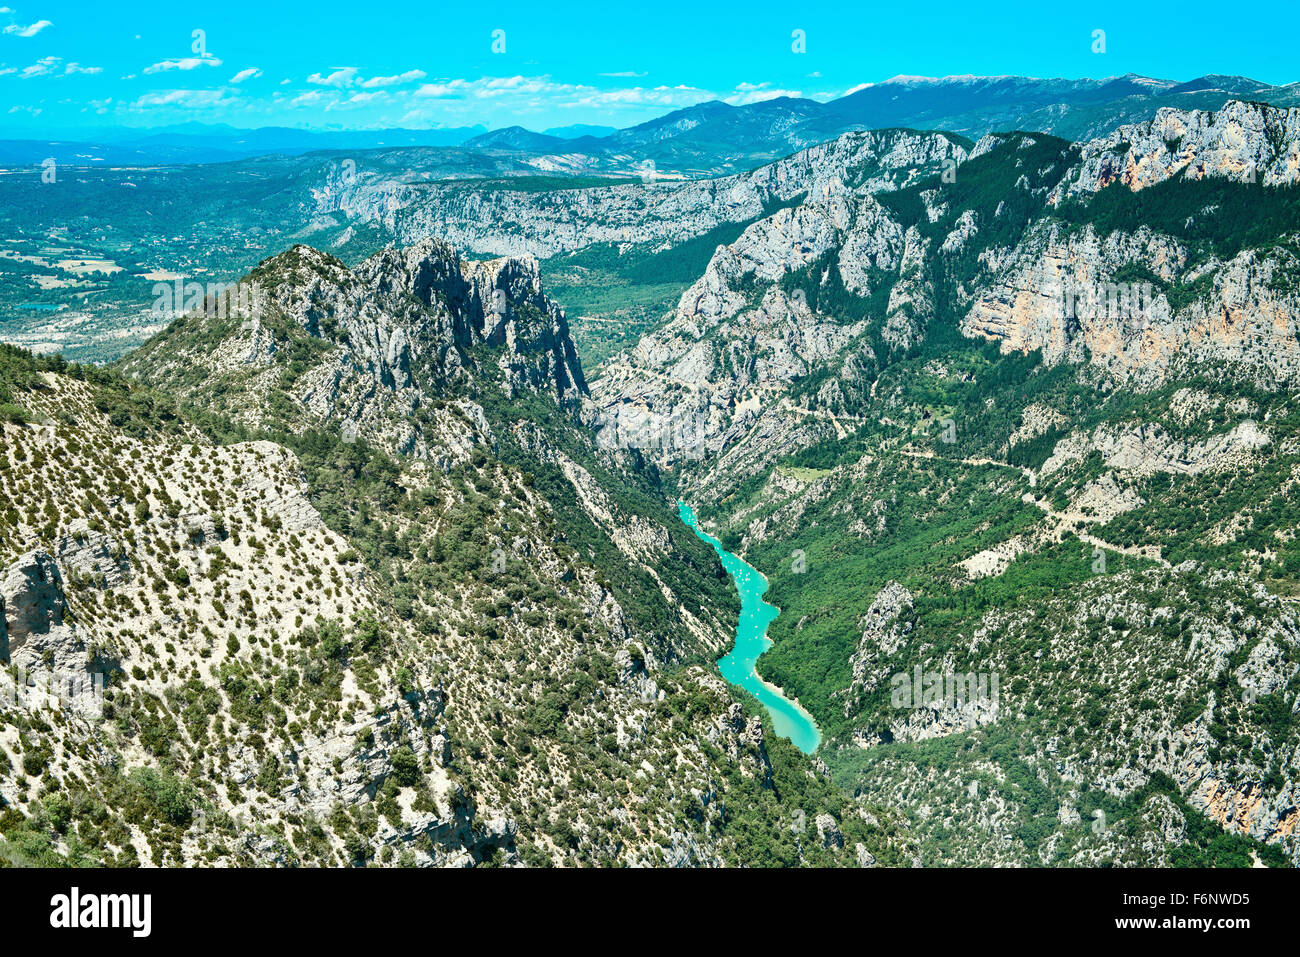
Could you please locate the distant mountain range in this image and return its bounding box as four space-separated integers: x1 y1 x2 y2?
543 123 619 140
0 74 1296 176
462 126 572 153
558 73 1300 175
0 123 489 166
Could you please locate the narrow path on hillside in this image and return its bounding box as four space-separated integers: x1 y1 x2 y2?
897 447 1170 568
899 447 1037 486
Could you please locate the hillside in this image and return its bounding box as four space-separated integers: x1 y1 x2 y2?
0 246 913 867
585 100 1300 864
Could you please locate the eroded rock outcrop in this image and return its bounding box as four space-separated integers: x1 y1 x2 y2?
314 128 969 259
1053 100 1300 200
844 582 916 715
1 550 66 649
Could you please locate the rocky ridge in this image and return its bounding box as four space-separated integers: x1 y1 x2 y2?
312 129 969 260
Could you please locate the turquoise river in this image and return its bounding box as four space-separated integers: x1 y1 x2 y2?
678 501 822 753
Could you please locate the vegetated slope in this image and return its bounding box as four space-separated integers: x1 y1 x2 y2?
584 100 1300 865
0 244 913 867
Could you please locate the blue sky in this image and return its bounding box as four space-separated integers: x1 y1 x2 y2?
2 1 1297 133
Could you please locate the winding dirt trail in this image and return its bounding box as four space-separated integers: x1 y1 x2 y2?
897 447 1170 567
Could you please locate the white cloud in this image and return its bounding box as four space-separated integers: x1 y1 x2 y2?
18 55 59 78
412 80 464 99
360 69 425 88
599 71 647 78
131 88 235 110
306 66 358 88
99 69 817 129
1 55 101 79
144 55 223 74
411 75 714 113
574 84 712 108
4 19 52 38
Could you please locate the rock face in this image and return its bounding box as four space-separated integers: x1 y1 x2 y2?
816 813 845 849
342 242 588 402
1 550 66 650
0 551 95 708
960 221 1300 388
1041 419 1270 479
121 241 588 460
1053 100 1300 200
57 519 131 589
590 180 912 467
588 101 1300 503
955 102 1300 390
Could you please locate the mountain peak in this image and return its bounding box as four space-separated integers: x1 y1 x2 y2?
463 126 567 152
121 240 587 455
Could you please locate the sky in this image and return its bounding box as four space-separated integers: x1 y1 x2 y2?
2 1 1297 134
